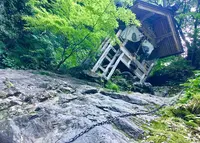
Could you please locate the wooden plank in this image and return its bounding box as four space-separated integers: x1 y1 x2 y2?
99 66 105 72
111 47 117 53
116 30 122 37
101 30 122 52
137 4 168 16
134 68 144 80
132 59 147 74
121 54 132 68
101 38 111 52
121 58 131 69
138 26 156 46
103 50 121 77
140 74 146 83
141 62 156 83
141 12 155 22
106 53 124 80
91 44 112 72
146 61 155 75
105 56 111 61
132 1 171 16
92 30 122 72
156 32 173 44
119 45 133 60
141 60 156 83
167 15 182 51
122 39 128 46
100 37 109 48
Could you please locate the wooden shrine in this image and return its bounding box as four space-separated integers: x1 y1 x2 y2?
91 1 183 83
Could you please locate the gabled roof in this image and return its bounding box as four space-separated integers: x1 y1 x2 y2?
130 0 183 58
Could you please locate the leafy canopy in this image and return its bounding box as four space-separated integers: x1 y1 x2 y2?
23 0 140 68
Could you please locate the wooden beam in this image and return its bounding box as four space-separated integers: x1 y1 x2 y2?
137 5 167 16
106 53 124 80
119 44 133 61
141 12 155 22
101 38 111 52
132 59 147 74
136 4 181 52
105 56 111 61
92 30 122 72
104 39 129 79
140 60 156 83
138 26 156 46
167 15 181 51
121 54 132 68
103 49 121 77
101 30 121 52
156 32 173 44
99 66 105 72
91 44 112 72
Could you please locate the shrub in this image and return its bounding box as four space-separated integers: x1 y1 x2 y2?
148 56 194 86
105 80 120 92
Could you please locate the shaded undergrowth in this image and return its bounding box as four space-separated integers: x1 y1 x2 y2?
142 71 200 143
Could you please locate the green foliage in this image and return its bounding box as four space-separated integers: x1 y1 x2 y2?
143 118 189 143
1 31 59 70
109 70 133 91
0 0 60 70
178 71 200 103
175 0 200 69
143 104 200 142
105 80 120 92
0 0 141 71
182 71 200 97
144 119 190 143
142 73 200 143
148 56 194 85
23 0 140 69
106 70 154 93
1 55 19 68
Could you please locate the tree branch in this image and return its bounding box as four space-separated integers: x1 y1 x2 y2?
55 0 113 70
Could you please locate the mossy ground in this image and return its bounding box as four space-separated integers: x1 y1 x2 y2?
141 72 200 143
141 97 200 143
141 99 200 143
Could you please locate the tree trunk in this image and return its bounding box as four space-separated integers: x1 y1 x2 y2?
191 0 200 67
55 52 74 71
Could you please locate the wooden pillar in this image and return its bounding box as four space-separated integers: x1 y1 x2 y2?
163 0 167 7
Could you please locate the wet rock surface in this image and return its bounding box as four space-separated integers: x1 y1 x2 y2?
0 69 175 143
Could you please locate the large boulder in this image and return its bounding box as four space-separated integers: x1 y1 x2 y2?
0 69 174 143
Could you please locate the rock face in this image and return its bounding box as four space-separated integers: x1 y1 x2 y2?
0 69 174 143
